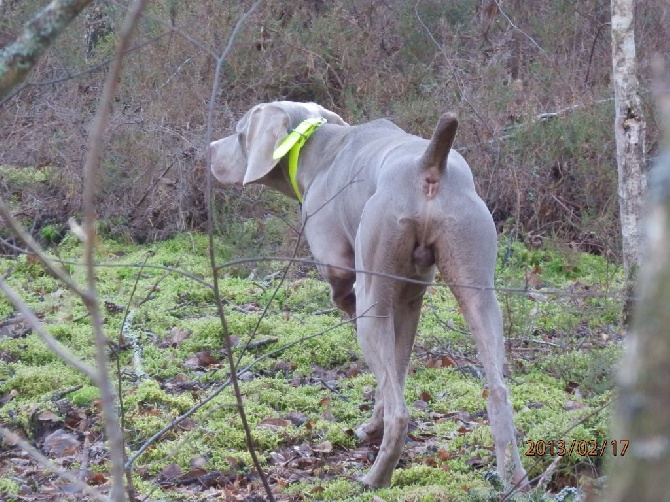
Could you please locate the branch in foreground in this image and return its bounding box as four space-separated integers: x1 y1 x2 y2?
0 0 94 99
0 425 110 502
79 0 149 500
203 0 272 499
124 310 367 470
0 278 98 382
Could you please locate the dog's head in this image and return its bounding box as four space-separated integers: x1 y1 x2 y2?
209 101 347 186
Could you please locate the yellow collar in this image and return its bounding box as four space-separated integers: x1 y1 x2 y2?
272 117 326 202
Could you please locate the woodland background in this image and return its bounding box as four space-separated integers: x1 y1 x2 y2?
1 1 670 501
1 0 668 254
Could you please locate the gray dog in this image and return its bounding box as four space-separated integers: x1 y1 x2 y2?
210 101 527 488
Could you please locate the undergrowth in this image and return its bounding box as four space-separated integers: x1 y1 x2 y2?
0 231 623 500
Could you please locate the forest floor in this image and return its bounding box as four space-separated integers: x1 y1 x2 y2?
0 232 624 501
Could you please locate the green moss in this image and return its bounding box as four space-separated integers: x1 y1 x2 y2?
0 362 89 399
0 233 621 499
0 478 20 499
69 385 100 406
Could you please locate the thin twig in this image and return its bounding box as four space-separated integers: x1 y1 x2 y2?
0 425 110 502
492 0 550 61
0 278 99 381
124 309 363 470
203 0 273 499
585 22 611 84
80 1 149 500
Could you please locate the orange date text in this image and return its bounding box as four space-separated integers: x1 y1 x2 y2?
524 439 629 457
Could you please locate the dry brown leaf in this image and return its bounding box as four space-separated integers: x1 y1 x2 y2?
258 417 292 429
43 429 80 457
159 463 182 480
169 327 192 347
313 440 333 453
37 411 60 422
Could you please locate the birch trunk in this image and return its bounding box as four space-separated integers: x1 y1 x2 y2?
606 63 670 501
611 0 646 323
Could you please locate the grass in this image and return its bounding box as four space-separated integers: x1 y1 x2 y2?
0 231 624 500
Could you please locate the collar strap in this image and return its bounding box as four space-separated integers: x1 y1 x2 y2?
272 117 326 202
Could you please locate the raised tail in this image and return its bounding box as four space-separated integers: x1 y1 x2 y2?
419 113 458 199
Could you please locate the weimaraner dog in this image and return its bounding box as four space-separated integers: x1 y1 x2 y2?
210 101 527 488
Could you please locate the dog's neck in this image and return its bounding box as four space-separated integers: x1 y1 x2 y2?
261 124 348 204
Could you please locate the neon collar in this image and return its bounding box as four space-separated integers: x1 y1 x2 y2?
272 117 326 203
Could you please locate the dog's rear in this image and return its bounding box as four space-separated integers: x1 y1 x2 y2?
210 102 527 489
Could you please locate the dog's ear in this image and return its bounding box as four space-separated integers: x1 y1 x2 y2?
241 104 290 184
209 103 289 186
311 104 348 126
210 102 347 187
210 134 247 185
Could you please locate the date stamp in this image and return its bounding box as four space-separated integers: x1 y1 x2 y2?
525 439 629 457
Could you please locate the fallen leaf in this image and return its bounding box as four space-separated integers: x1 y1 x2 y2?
104 301 124 314
159 463 182 480
258 418 292 430
0 389 18 405
195 351 219 367
286 411 309 426
413 400 428 410
269 451 286 464
38 411 60 422
426 355 457 368
321 408 336 422
457 425 472 434
346 364 360 378
465 455 486 469
85 471 108 485
169 327 192 347
564 400 585 411
189 455 208 469
362 386 375 400
313 441 333 453
43 429 80 457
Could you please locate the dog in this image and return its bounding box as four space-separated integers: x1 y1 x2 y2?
209 101 527 488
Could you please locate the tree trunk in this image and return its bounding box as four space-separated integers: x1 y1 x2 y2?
611 0 646 323
0 0 93 100
606 63 670 501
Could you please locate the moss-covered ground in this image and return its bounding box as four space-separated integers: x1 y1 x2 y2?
0 232 623 501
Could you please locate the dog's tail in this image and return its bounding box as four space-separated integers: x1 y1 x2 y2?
419 113 458 199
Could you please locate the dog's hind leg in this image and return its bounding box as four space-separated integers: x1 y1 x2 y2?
435 208 527 486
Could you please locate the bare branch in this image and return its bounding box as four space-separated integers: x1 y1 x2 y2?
203 2 273 498
492 0 550 60
0 199 88 298
0 278 99 381
0 425 111 502
80 0 149 499
0 0 94 99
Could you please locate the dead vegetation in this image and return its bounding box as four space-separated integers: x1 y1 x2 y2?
1 0 668 252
